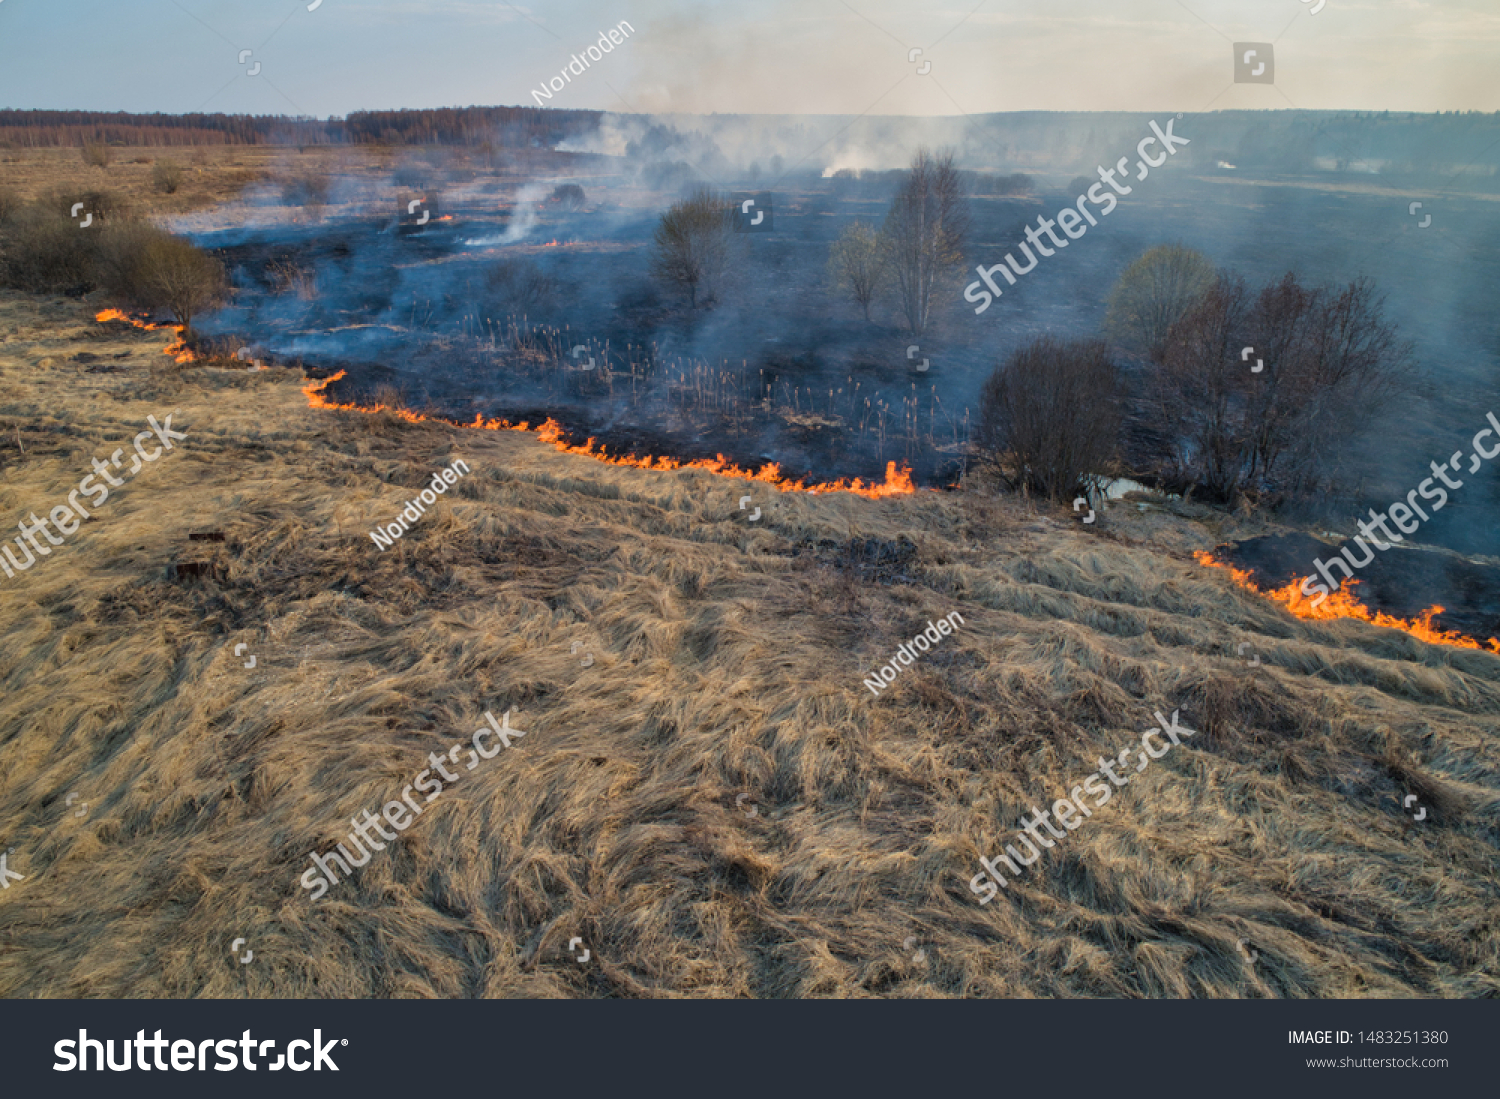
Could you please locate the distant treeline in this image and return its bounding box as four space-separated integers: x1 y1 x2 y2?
828 167 1033 198
0 107 602 149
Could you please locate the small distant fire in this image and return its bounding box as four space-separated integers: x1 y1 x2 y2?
302 371 916 499
94 309 195 363
1194 550 1500 653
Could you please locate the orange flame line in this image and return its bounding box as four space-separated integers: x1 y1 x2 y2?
301 371 917 499
1194 550 1500 653
95 308 196 364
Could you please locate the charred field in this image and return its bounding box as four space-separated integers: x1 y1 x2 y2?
191 160 986 491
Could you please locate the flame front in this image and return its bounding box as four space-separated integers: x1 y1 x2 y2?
1194 550 1500 652
302 371 916 499
95 308 195 364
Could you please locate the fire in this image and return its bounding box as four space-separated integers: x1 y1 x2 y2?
1194 550 1500 653
302 371 917 499
94 308 195 364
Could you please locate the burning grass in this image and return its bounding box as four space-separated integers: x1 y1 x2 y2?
94 308 195 363
1194 549 1500 653
302 369 917 499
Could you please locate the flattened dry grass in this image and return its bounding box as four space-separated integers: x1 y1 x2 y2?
0 290 1497 998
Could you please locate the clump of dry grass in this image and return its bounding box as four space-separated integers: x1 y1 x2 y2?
0 290 1497 998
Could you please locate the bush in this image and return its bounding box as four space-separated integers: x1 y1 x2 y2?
151 159 185 195
0 189 20 224
1105 244 1216 361
0 206 99 293
39 187 128 223
651 187 740 308
280 174 331 207
97 223 225 331
1145 272 1414 506
975 337 1122 501
1146 272 1416 503
549 183 585 209
482 258 555 309
81 143 114 169
827 221 883 321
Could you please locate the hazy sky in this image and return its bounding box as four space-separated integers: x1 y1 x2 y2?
0 0 1495 118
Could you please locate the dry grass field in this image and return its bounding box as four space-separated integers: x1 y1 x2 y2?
0 144 605 228
0 288 1497 998
0 145 284 214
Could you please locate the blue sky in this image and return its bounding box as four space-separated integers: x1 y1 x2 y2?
0 0 1495 118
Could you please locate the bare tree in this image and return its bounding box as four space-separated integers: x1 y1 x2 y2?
827 221 883 321
651 187 740 308
1104 243 1216 361
1148 274 1252 499
1147 271 1414 505
881 147 969 336
975 337 1122 501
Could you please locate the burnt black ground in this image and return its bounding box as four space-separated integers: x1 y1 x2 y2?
1228 533 1500 642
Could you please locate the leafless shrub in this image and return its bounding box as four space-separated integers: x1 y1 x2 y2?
651 187 740 308
1147 272 1415 505
0 205 98 292
40 187 128 222
97 223 226 332
975 336 1122 501
880 147 969 336
151 159 185 195
483 258 556 310
81 142 114 169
